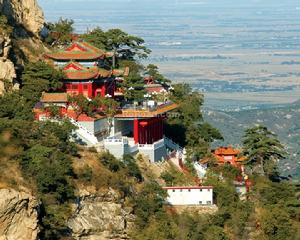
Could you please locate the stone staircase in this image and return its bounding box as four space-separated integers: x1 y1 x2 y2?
68 117 99 146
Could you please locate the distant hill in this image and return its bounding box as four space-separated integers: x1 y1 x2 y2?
204 101 300 178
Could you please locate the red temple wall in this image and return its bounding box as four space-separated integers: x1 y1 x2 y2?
64 82 111 98
134 117 164 144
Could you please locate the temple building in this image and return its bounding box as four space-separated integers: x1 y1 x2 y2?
201 146 247 167
44 41 127 98
105 101 179 162
45 41 112 67
213 146 247 166
163 186 213 206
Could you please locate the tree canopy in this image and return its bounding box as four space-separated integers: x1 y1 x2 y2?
242 125 287 178
165 83 223 161
145 64 171 84
21 61 63 105
82 28 151 62
44 18 74 47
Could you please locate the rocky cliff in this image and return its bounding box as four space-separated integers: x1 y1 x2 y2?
0 35 16 93
0 0 44 36
0 187 135 240
0 189 39 240
68 189 134 240
0 0 45 94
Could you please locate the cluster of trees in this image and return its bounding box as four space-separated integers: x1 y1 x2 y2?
165 83 223 165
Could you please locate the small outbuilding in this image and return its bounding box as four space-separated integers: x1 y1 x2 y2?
163 186 213 206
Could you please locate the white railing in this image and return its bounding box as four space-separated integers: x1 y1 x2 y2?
104 134 128 144
104 135 138 154
104 138 123 143
107 132 122 139
138 138 165 150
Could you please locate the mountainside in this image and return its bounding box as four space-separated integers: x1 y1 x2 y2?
0 189 39 240
0 0 46 94
204 101 300 178
0 0 44 36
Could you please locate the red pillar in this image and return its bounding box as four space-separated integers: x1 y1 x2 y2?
101 82 107 97
78 83 83 95
88 82 93 98
139 124 143 144
92 83 97 97
134 119 139 144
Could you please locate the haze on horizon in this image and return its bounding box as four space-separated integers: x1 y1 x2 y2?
38 0 300 110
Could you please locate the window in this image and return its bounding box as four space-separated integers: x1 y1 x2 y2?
172 190 175 192
180 189 183 192
199 201 202 204
207 201 212 205
188 189 191 192
200 189 202 192
207 189 211 192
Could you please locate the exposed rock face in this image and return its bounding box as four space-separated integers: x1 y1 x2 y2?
0 36 16 93
0 188 39 240
68 189 134 240
0 0 44 36
0 0 45 94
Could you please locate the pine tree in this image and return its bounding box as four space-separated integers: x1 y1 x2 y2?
242 125 287 178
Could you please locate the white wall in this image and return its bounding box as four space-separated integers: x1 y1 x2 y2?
165 188 213 206
104 141 126 159
138 139 167 162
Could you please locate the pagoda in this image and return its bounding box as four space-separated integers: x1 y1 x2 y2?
45 41 123 98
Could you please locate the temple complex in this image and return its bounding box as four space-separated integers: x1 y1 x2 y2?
35 40 182 162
